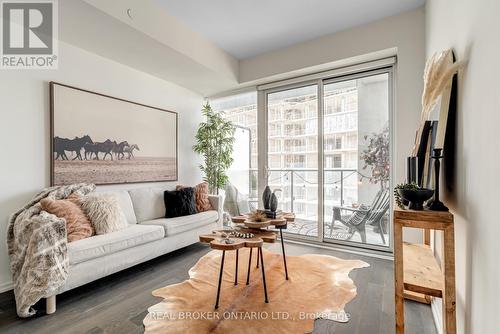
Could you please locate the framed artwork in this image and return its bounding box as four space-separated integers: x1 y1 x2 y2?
50 82 178 185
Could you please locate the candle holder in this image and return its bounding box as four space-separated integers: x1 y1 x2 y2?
427 148 449 211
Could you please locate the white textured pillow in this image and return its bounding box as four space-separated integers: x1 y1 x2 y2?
82 193 128 234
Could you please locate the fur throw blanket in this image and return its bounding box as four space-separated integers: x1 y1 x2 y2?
7 183 95 317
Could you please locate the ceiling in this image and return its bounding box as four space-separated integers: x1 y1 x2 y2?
155 0 425 59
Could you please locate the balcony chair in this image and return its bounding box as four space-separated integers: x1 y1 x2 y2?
329 189 390 244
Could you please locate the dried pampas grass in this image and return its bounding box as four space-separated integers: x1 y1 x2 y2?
412 49 465 155
422 50 464 115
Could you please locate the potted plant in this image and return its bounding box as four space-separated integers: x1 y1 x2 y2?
394 183 434 210
193 102 236 195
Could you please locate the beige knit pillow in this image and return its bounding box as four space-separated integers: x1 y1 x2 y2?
40 194 94 242
176 182 212 212
81 193 128 235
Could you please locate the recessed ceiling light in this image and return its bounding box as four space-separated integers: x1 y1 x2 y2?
126 8 133 20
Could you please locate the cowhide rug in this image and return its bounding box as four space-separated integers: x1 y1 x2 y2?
143 248 369 333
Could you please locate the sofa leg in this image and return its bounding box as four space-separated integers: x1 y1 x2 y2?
46 295 56 314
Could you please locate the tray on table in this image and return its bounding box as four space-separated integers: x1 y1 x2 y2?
231 212 295 229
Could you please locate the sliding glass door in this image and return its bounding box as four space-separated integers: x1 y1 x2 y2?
264 67 392 251
266 85 319 237
322 72 390 248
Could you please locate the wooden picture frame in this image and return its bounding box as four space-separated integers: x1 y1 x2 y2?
50 82 178 185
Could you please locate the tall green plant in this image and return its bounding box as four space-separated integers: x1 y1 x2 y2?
193 102 236 194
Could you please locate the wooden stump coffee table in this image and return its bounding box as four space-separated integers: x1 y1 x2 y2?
232 212 295 280
199 229 276 309
199 212 295 309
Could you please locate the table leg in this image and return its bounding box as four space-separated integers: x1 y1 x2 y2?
279 228 289 280
215 250 226 309
394 220 404 334
256 247 260 269
234 249 239 286
246 248 253 285
442 224 457 334
259 246 269 303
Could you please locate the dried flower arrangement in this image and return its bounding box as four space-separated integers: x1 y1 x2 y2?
247 210 268 222
412 49 464 155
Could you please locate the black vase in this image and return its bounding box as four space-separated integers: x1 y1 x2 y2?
262 186 271 210
428 148 449 211
406 156 418 184
270 193 278 212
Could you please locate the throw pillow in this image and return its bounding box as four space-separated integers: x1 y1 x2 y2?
347 204 369 226
164 187 197 218
81 193 128 234
176 182 211 212
40 194 94 242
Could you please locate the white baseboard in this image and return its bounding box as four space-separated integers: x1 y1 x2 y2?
0 280 13 293
431 297 443 334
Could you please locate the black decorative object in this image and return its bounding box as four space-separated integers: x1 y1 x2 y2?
394 183 418 208
264 209 280 219
262 186 271 210
428 148 449 211
406 156 418 184
270 193 278 212
397 188 434 210
415 121 431 186
164 188 197 218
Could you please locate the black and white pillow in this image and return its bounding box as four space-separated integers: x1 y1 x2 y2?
164 187 197 218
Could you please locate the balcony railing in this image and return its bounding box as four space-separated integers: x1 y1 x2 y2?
248 168 358 212
243 167 389 246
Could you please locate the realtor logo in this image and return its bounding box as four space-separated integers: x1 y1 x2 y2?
1 0 58 69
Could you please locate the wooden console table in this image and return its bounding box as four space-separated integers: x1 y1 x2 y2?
393 207 456 334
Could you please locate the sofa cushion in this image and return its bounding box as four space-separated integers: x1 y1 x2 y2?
68 224 164 265
176 182 212 212
82 193 128 235
128 187 166 222
40 194 94 242
97 190 137 224
164 188 197 218
140 210 218 236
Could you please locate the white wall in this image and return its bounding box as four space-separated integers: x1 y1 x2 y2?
0 41 204 292
426 0 500 333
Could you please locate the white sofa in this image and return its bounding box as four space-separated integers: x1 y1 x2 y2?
47 186 222 313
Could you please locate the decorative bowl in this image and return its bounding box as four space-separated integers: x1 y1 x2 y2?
397 188 434 210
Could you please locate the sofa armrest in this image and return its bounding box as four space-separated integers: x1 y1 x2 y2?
208 194 223 227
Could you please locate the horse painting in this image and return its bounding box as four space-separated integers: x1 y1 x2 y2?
53 135 93 160
112 141 130 160
123 144 140 159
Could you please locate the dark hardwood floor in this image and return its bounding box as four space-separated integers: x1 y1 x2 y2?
0 242 436 334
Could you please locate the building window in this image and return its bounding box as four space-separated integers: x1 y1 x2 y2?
210 91 258 200
335 137 342 149
333 154 342 168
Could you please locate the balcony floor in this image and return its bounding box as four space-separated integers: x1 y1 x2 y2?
285 219 389 247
